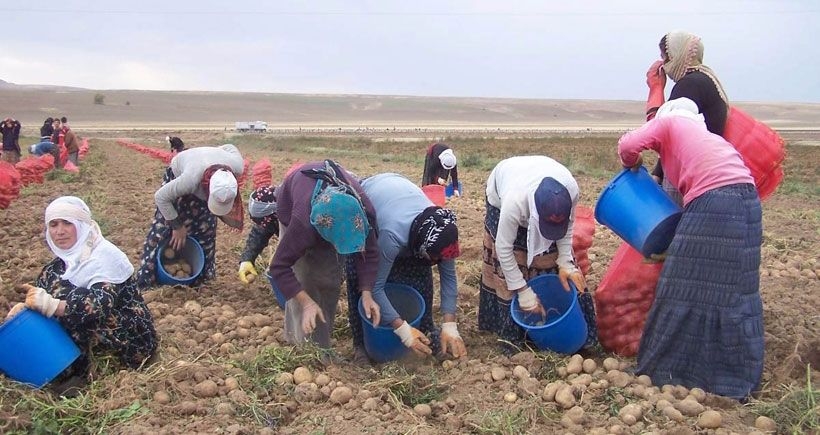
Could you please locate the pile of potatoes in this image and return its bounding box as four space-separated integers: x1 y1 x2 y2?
161 247 193 279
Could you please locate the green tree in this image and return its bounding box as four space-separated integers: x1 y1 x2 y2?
94 93 105 105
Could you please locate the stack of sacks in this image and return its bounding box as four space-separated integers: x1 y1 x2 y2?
15 155 55 185
593 242 662 356
0 161 22 209
78 138 90 158
252 158 272 189
571 205 595 276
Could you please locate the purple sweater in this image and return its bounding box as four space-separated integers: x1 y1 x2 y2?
269 162 379 299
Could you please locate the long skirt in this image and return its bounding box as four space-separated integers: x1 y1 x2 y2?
135 167 217 290
636 183 764 400
37 258 158 376
346 255 441 355
478 199 597 351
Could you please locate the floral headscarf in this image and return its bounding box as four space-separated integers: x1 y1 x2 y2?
662 31 728 104
409 206 460 264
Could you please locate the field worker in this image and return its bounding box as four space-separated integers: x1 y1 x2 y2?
618 98 763 401
645 31 729 204
135 144 244 290
1 117 22 164
268 160 379 351
479 155 596 354
237 185 280 285
346 173 466 364
167 135 186 155
4 196 157 396
421 143 460 197
61 121 81 166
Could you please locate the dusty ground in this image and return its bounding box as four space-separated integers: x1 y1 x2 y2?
0 128 817 434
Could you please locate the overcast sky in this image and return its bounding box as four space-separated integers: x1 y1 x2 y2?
2 1 817 103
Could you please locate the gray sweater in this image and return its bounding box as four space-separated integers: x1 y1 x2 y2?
154 144 244 222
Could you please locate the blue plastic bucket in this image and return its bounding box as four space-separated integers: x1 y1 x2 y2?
0 308 81 388
265 272 287 309
156 236 205 285
595 167 683 257
510 274 587 354
358 283 426 363
445 181 463 198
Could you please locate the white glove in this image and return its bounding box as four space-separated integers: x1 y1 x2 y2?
393 320 432 355
453 189 460 198
437 177 446 186
440 321 467 358
517 286 539 311
25 285 61 318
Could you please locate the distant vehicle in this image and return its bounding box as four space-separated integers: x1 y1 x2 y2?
235 121 268 132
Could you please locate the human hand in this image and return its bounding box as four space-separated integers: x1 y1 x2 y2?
646 59 666 89
170 227 187 251
626 154 644 172
238 261 258 284
23 284 60 317
437 177 446 186
440 322 467 358
5 302 26 320
394 321 432 356
360 291 381 326
559 267 586 292
452 189 461 198
517 286 546 318
300 297 326 335
642 252 667 264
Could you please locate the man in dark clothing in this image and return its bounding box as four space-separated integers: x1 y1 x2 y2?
1 118 22 164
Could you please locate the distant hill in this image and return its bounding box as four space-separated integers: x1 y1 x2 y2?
2 80 819 131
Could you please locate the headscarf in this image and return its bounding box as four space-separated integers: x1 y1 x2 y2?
409 206 460 264
662 31 728 104
44 196 134 288
310 183 369 255
438 148 457 170
248 185 278 230
656 97 706 124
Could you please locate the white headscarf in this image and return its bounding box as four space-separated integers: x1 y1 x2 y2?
438 148 457 170
44 196 134 288
656 97 706 124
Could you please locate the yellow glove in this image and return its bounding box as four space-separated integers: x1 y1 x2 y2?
559 267 586 292
440 322 467 358
24 284 60 317
5 302 26 321
394 321 432 356
238 261 258 284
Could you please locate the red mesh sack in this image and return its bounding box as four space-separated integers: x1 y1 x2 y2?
572 205 595 276
723 106 786 200
63 160 80 173
237 159 251 189
0 161 22 209
593 241 662 356
252 158 273 189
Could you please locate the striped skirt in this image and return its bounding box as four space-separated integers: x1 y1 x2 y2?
636 183 764 400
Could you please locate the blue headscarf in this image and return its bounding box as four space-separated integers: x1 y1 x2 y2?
310 182 369 254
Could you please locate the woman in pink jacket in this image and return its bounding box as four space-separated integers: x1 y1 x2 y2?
617 98 763 401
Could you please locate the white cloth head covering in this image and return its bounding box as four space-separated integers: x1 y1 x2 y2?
438 148 457 170
44 196 134 288
656 97 706 124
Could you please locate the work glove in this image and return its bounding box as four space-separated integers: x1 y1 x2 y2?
24 285 61 318
394 321 432 356
645 60 667 120
559 267 586 293
642 252 667 264
517 286 546 318
238 261 258 284
360 291 381 327
5 302 26 320
437 177 446 186
452 189 461 198
300 297 326 335
440 322 467 358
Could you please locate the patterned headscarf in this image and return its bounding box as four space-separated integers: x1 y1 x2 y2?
310 183 369 255
662 31 728 104
409 206 460 264
248 185 278 231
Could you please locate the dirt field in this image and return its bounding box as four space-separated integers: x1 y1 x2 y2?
0 125 817 434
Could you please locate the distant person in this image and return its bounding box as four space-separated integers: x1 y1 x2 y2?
40 117 55 140
28 117 61 164
619 98 762 401
1 117 22 164
167 136 186 155
645 30 729 205
135 144 245 290
61 116 68 126
62 121 81 166
478 156 596 354
421 143 460 197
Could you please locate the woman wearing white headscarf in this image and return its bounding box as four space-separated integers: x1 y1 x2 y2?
422 143 460 198
644 31 730 204
6 196 157 391
618 98 763 401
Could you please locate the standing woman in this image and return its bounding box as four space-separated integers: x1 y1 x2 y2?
619 98 763 400
268 160 379 350
478 156 593 354
1 117 22 164
135 144 244 290
645 31 729 204
346 173 466 362
421 143 460 197
5 196 157 393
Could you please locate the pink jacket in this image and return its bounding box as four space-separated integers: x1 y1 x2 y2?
618 116 753 206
